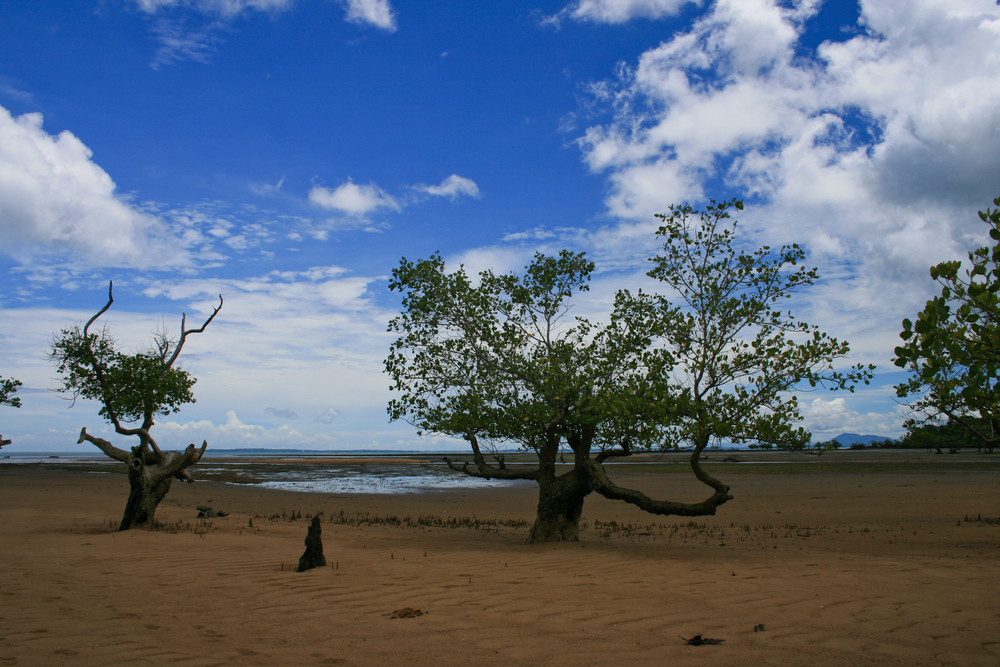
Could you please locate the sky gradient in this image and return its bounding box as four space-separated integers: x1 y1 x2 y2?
2 0 999 452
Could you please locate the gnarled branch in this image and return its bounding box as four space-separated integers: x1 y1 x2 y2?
148 441 208 484
165 295 224 368
444 432 537 481
587 458 732 517
78 427 130 464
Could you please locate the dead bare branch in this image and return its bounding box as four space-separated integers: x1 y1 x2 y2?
165 295 223 368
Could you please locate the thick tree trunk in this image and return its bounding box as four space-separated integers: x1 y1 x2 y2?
119 455 176 530
77 430 207 531
529 473 590 542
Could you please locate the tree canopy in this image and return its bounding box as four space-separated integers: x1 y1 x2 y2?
50 282 222 529
386 200 869 541
894 196 1000 447
52 328 196 429
386 249 669 459
640 200 873 453
0 375 21 409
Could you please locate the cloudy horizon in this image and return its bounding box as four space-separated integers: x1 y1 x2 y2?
2 0 999 452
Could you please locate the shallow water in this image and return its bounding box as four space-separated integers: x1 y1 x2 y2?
200 460 531 494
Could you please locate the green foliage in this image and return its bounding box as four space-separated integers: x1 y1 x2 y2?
51 324 196 429
1 375 22 408
637 199 874 450
894 197 1000 446
387 200 870 455
897 419 988 452
385 250 671 454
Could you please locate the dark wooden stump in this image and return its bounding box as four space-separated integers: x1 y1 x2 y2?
297 516 326 572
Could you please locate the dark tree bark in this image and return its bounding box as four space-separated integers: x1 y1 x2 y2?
446 431 733 543
530 474 589 542
80 428 207 530
55 282 222 531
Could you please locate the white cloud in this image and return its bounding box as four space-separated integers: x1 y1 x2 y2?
0 106 188 269
136 0 397 68
799 397 908 440
136 1 295 15
148 18 220 69
251 176 285 196
340 0 397 32
551 0 700 25
574 0 1000 361
309 174 480 227
309 179 400 217
416 174 481 200
580 0 1000 225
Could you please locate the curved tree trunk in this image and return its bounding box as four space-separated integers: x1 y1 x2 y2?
120 455 178 530
529 462 591 542
78 429 207 531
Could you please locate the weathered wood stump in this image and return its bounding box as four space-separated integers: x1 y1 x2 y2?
297 516 326 572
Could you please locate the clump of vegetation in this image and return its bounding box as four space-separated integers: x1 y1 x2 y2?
387 200 870 542
0 375 21 409
895 196 1000 453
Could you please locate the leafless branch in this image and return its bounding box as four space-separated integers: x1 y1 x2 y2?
165 295 224 368
77 427 130 464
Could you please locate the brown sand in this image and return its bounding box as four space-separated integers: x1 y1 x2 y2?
1 455 998 666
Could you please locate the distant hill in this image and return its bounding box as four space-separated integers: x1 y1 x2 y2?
830 433 896 446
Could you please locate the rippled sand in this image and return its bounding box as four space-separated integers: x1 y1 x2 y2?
1 452 998 665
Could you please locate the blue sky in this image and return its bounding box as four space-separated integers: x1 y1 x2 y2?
2 0 999 452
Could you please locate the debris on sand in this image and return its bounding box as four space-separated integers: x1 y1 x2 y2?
681 634 725 646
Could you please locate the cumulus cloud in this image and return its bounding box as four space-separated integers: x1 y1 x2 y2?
309 174 480 229
309 180 400 217
416 174 481 200
572 0 1000 372
799 397 908 439
580 0 1000 228
0 105 188 269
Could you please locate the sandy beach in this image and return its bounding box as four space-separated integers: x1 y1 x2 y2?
1 451 998 666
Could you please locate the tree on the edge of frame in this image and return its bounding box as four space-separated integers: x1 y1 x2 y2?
1 374 21 449
50 282 222 530
894 196 1000 451
385 200 870 542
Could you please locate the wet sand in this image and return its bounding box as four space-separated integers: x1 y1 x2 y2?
1 451 998 665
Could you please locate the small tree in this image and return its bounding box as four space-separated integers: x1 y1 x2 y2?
1 375 22 408
51 282 222 530
0 375 21 449
386 200 868 542
894 197 1000 449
